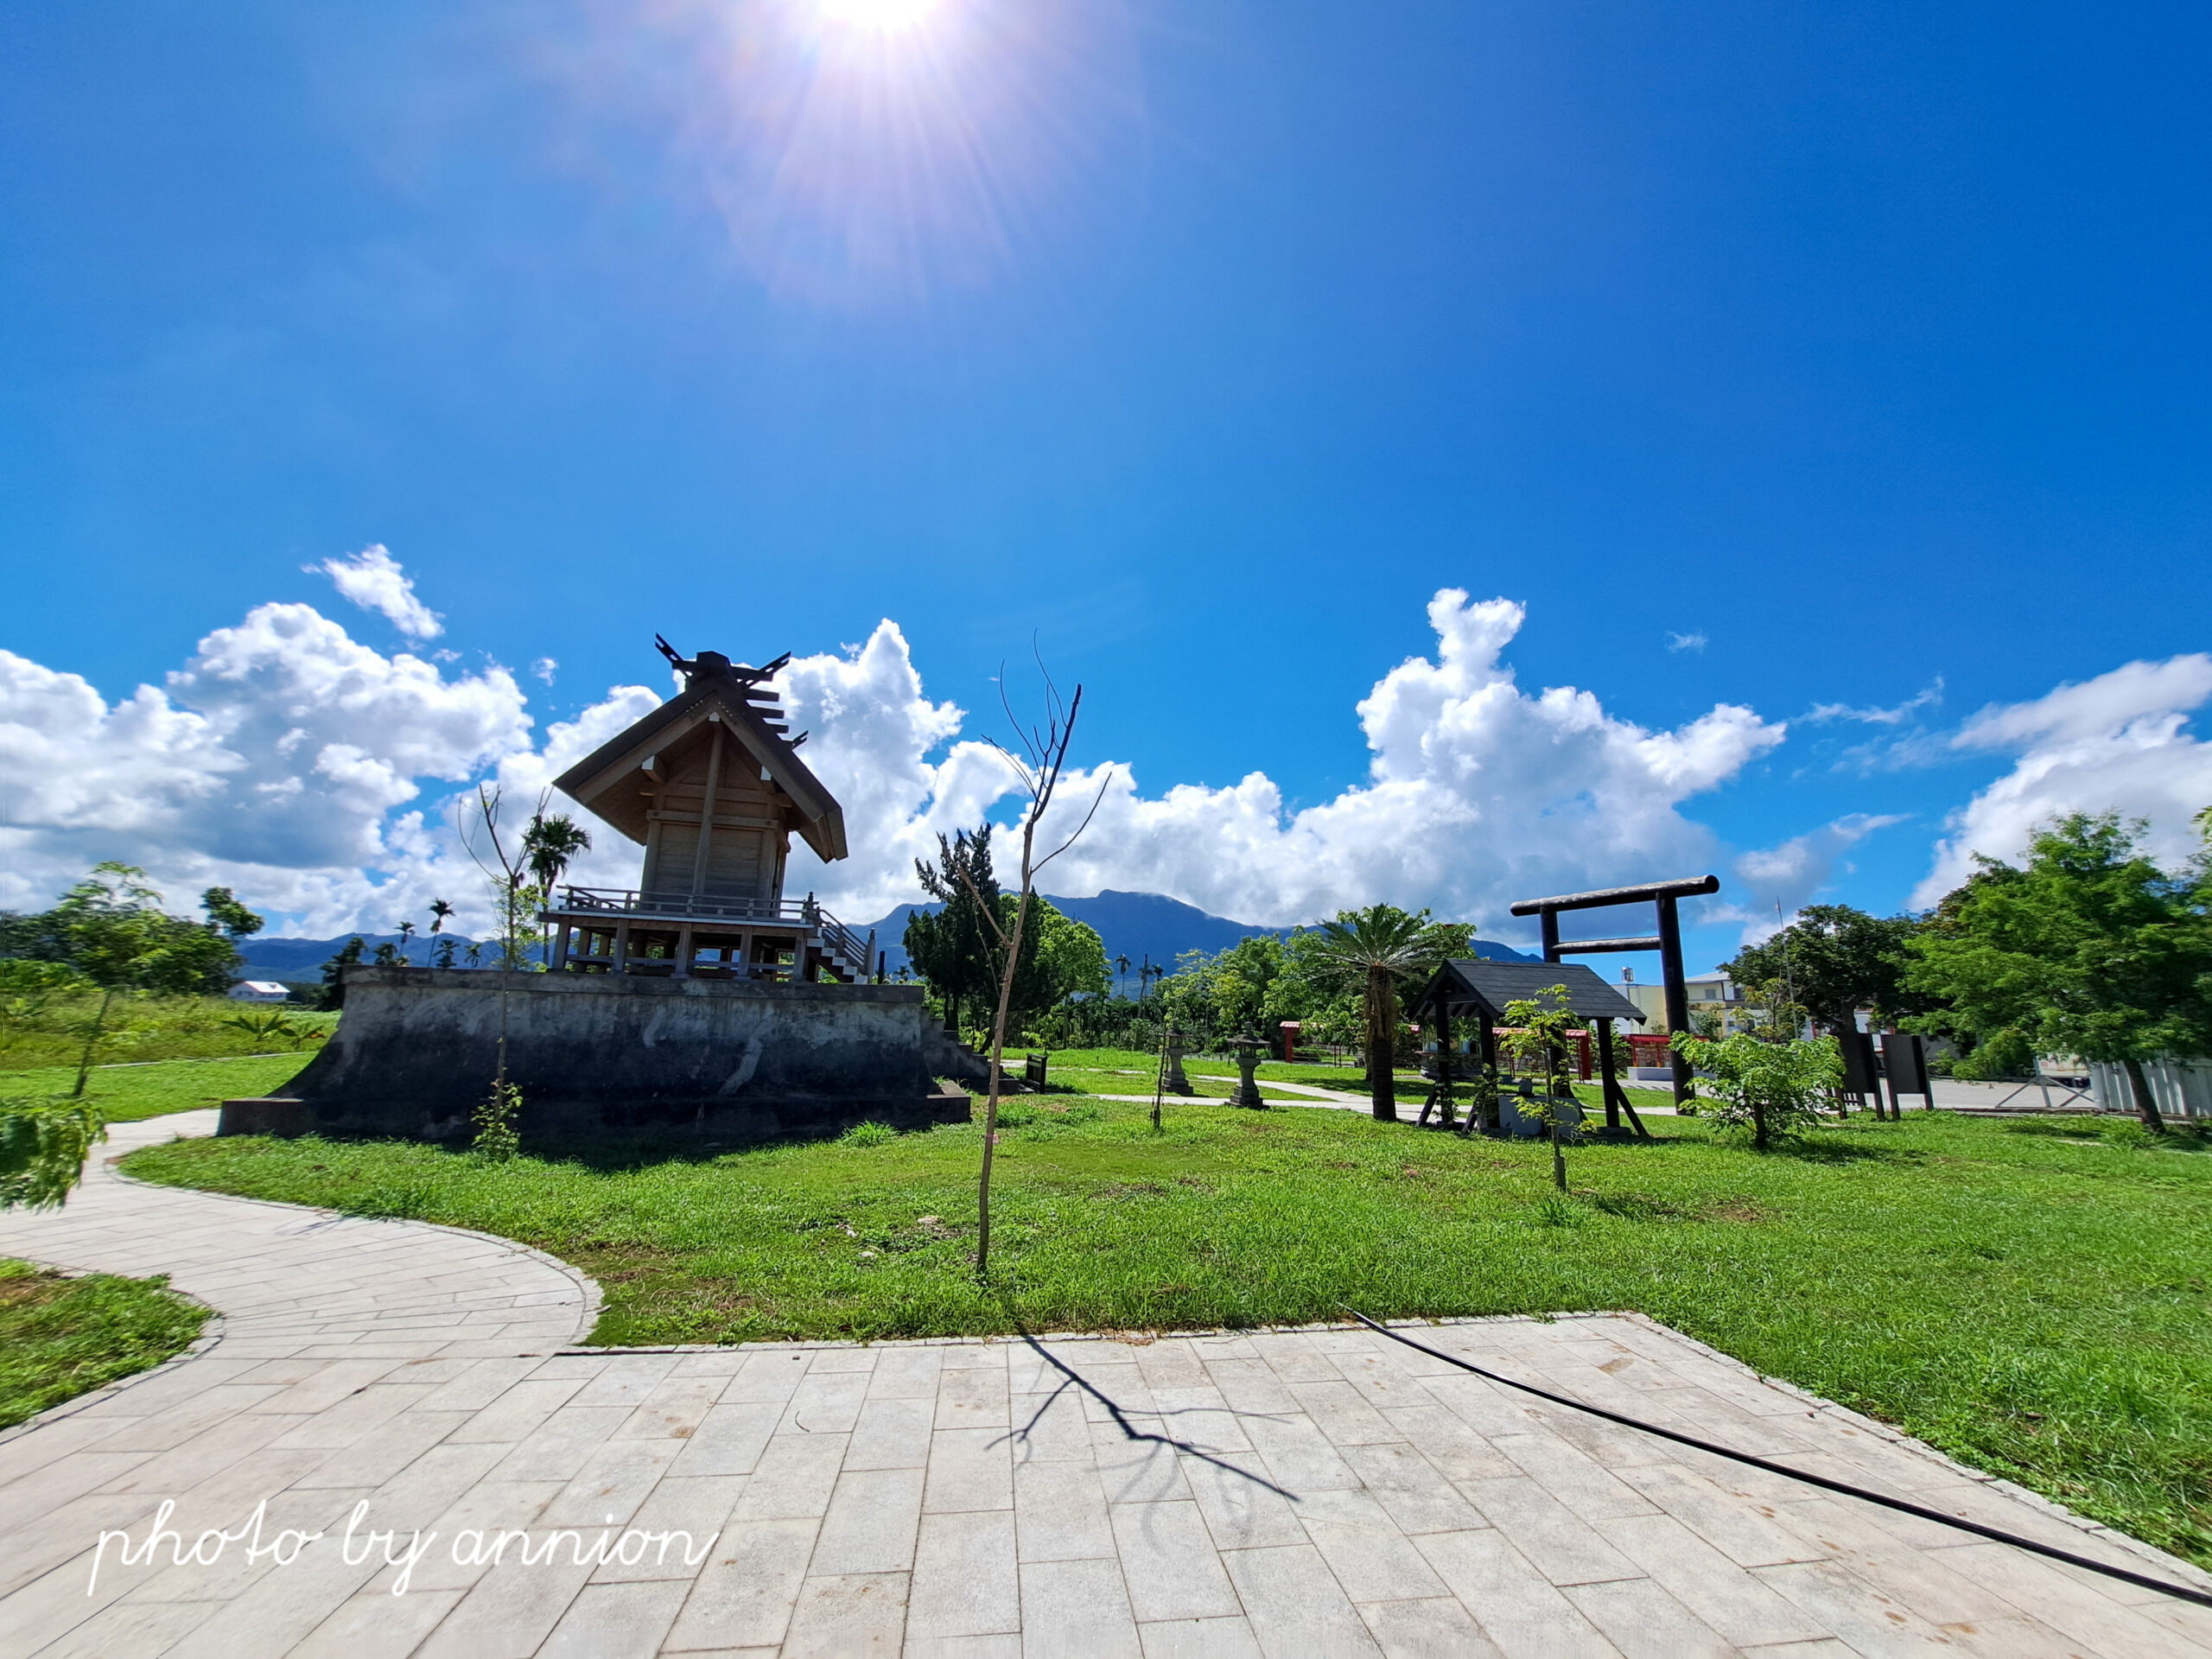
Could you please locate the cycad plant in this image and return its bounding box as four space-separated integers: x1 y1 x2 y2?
1307 904 1463 1120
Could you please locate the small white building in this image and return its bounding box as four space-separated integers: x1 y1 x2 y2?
228 981 291 1003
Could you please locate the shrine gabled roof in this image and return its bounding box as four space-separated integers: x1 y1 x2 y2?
1418 959 1644 1023
550 671 848 862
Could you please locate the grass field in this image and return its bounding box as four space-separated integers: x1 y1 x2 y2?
0 1259 209 1429
123 1096 2212 1566
0 994 337 1072
0 1053 315 1122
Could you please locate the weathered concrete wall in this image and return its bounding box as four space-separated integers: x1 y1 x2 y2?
225 967 967 1142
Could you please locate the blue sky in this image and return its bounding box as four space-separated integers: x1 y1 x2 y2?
3 1 2210 973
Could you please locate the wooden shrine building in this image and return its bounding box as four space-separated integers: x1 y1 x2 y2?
545 640 876 984
1414 958 1652 1137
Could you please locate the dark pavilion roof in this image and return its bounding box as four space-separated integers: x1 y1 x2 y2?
550 646 848 862
1418 959 1644 1023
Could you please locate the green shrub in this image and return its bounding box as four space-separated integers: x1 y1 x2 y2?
1955 1028 2037 1081
472 1080 523 1161
0 1096 105 1211
839 1121 897 1148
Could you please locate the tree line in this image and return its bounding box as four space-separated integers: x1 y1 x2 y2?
1720 812 2212 1127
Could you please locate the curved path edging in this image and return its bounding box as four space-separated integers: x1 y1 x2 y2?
0 1109 597 1369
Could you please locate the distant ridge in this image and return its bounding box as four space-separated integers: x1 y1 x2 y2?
859 889 1534 987
240 892 1538 987
236 933 497 980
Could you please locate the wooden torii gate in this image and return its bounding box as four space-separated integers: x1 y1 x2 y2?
1509 874 1719 1110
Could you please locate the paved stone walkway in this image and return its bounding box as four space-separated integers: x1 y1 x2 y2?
1 1114 2209 1656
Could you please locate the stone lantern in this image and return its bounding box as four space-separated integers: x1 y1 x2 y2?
1225 1033 1268 1109
1162 1027 1195 1095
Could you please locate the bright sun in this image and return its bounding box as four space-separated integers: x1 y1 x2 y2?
819 0 940 30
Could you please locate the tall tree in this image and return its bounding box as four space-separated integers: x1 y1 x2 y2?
2 868 259 997
906 827 1027 1037
1904 814 2212 1129
316 937 365 1010
1722 905 1929 1032
1304 905 1469 1120
199 887 265 946
1022 901 1109 1015
48 865 221 1096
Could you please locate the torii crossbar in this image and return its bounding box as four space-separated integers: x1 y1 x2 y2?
1509 874 1719 1109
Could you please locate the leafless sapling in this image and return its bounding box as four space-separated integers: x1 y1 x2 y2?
954 663 1113 1277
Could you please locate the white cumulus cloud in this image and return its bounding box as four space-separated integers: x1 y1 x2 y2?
775 591 1789 931
52 581 2177 949
1911 654 2212 906
311 544 444 639
1726 814 1908 943
0 602 534 932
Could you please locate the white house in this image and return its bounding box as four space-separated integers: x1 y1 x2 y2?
228 981 291 1003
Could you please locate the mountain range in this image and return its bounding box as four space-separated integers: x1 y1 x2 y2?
856 890 1533 985
236 891 1534 985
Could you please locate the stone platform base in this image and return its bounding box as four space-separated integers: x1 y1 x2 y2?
221 965 976 1143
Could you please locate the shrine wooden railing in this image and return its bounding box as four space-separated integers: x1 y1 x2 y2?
551 887 873 974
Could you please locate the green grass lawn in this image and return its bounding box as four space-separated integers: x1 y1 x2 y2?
0 1053 315 1122
1037 1045 1411 1093
0 994 338 1072
121 1100 2212 1566
0 1259 209 1429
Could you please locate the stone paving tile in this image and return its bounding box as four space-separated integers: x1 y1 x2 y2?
589 1474 746 1586
1408 1528 1620 1658
906 1510 1020 1642
1019 1555 1142 1656
923 1426 1014 1514
1562 1576 1737 1658
848 1395 938 1472
3 1110 2209 1656
1222 1541 1382 1656
1136 1614 1264 1658
662 1516 818 1651
1357 1594 1506 1659
1587 1511 1828 1649
1295 1487 1453 1603
1109 1501 1240 1623
1012 1459 1116 1562
538 1578 690 1656
782 1569 909 1656
812 1467 926 1576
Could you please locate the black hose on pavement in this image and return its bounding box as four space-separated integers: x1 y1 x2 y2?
1340 1308 2212 1613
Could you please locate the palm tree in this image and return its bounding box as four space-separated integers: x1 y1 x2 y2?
396 918 416 964
522 812 592 904
1307 904 1459 1121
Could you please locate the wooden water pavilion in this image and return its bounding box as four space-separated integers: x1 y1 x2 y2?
544 640 876 983
1414 958 1652 1137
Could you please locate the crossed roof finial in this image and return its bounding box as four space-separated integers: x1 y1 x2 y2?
653 635 791 687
